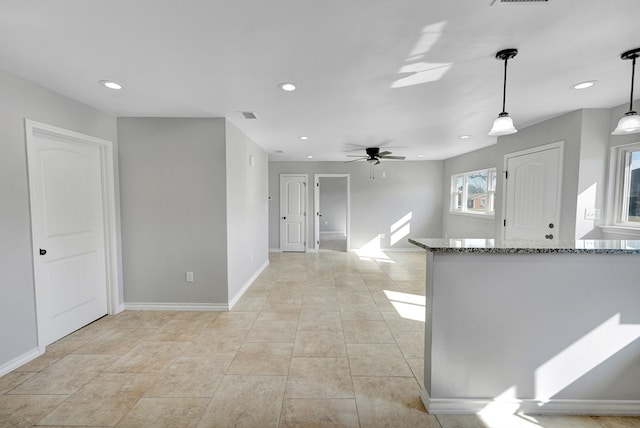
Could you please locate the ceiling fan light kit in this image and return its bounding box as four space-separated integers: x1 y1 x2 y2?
344 147 406 179
612 47 640 135
489 48 519 137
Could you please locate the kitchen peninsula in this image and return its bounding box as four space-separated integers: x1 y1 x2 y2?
409 238 640 415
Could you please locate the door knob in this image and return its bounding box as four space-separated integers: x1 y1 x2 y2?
282 216 286 220
39 249 47 256
548 223 554 229
545 234 554 240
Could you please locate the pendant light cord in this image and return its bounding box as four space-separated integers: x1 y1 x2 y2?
629 55 636 112
501 57 508 114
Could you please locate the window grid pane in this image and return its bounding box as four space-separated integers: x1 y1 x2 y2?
450 168 495 215
628 151 640 222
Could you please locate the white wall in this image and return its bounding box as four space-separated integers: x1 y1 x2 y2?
118 118 229 305
225 121 269 304
319 176 348 233
269 161 443 250
0 70 119 371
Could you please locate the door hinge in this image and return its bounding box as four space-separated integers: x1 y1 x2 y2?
504 171 508 179
503 219 507 227
316 182 319 187
317 240 319 245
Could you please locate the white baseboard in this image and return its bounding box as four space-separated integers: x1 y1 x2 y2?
123 302 229 311
268 248 281 253
228 259 269 310
421 388 640 415
0 347 43 377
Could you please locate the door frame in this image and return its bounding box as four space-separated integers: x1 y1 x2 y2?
501 140 564 241
25 119 121 351
279 174 308 252
314 174 350 252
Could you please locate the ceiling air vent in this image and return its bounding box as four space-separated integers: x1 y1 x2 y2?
239 111 258 120
491 0 548 4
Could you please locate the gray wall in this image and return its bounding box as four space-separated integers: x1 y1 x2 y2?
495 110 584 241
269 161 443 250
442 145 497 238
575 109 610 239
443 110 587 241
225 121 269 302
0 70 118 370
442 107 637 241
602 100 640 239
319 176 347 233
118 118 229 304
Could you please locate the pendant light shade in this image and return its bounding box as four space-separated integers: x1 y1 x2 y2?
612 48 640 135
489 49 518 137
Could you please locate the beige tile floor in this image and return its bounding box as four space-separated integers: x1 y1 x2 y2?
1 250 639 427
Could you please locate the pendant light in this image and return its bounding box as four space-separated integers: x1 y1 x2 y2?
612 47 640 135
489 48 519 137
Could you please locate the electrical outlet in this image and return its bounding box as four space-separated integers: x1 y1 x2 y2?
186 271 194 283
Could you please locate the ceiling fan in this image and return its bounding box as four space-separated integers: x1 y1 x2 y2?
345 147 406 179
345 147 406 165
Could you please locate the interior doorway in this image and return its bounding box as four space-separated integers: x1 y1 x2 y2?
314 174 350 252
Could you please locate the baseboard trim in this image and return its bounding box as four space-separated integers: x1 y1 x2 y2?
0 347 43 377
123 302 229 311
228 259 269 310
420 388 640 415
268 248 281 253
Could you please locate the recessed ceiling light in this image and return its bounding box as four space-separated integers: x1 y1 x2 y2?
299 136 308 140
571 81 597 90
99 80 123 90
278 82 296 92
418 154 425 158
459 135 471 139
307 155 313 159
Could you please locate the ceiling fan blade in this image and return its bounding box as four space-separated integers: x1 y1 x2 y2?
344 158 366 163
380 155 405 160
375 159 381 165
346 154 368 157
378 151 392 157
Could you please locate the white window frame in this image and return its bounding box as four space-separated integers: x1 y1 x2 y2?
450 167 496 218
610 142 640 229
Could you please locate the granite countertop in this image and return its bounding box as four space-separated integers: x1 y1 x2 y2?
408 238 640 254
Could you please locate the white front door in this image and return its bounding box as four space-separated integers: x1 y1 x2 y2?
280 174 307 252
504 142 563 241
27 126 109 346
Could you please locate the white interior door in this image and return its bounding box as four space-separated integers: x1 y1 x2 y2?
27 126 109 346
504 142 563 241
280 174 307 252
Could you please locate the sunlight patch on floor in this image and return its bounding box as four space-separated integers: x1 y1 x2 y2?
354 235 395 263
384 290 425 322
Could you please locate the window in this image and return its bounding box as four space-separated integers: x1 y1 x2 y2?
613 143 640 226
450 168 496 216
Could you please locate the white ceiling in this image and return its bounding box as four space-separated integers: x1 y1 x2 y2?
1 1 639 161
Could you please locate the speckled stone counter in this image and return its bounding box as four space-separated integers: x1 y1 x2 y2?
409 237 640 254
409 237 640 415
